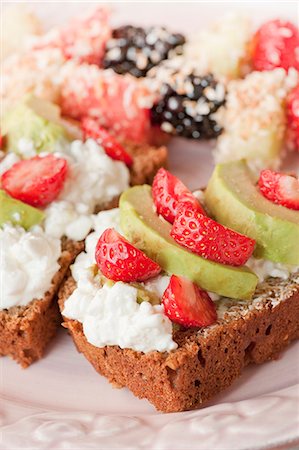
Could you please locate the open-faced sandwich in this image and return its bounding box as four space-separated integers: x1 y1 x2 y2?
0 95 167 367
59 163 299 412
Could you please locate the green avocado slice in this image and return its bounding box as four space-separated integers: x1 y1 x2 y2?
0 190 44 230
205 160 299 265
119 185 258 301
2 95 68 154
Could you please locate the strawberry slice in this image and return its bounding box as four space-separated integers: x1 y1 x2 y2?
81 117 133 166
95 228 161 282
162 275 217 328
251 19 299 71
171 203 255 266
286 85 299 151
32 7 111 65
258 169 299 210
1 154 68 207
59 63 153 143
152 168 205 224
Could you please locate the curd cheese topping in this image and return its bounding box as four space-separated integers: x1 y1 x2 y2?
63 208 177 353
1 137 130 242
0 224 61 310
246 257 299 283
63 277 177 353
44 139 129 240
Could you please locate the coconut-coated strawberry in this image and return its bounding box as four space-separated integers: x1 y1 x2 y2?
152 168 206 224
95 228 161 282
258 169 299 210
171 203 255 266
81 117 133 166
1 154 68 207
32 7 111 65
162 275 217 328
59 63 153 144
286 85 299 151
251 19 299 71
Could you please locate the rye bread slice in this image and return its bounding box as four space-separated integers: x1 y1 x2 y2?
0 238 84 368
0 142 168 367
58 271 299 413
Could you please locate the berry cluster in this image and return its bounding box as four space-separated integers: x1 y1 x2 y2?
151 71 225 139
103 25 185 78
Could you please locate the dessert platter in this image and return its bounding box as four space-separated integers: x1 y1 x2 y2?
1 2 299 449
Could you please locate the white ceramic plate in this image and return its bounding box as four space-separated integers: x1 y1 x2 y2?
1 3 299 449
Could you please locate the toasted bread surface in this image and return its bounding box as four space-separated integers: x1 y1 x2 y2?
59 272 299 412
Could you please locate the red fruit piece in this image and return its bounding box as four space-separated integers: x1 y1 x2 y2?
286 85 299 151
81 117 133 166
60 64 153 143
95 228 161 282
152 168 206 224
162 275 217 328
32 7 111 65
251 19 299 71
171 203 255 266
2 154 68 207
258 169 299 210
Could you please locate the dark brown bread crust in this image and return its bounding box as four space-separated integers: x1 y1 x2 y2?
0 144 167 367
126 141 168 185
59 274 299 413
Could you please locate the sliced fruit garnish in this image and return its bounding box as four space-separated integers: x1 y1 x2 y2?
251 19 299 71
1 154 68 207
171 202 255 266
120 185 258 300
95 228 161 282
2 95 68 155
258 169 299 211
0 189 45 230
162 275 217 328
81 117 133 166
152 168 205 224
286 85 299 151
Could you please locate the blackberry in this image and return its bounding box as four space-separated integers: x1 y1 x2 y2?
149 61 225 139
103 25 185 78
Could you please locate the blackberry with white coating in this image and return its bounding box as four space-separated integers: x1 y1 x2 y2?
103 25 185 78
151 72 225 139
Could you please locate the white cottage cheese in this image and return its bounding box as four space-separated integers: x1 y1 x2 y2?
246 257 299 283
43 138 130 241
1 138 129 241
63 209 177 353
0 224 61 309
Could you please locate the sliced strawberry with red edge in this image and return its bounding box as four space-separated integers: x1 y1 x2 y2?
258 169 299 210
171 203 255 266
152 168 206 224
1 154 68 207
95 228 161 282
81 117 133 166
286 85 299 151
162 275 217 328
251 19 299 72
